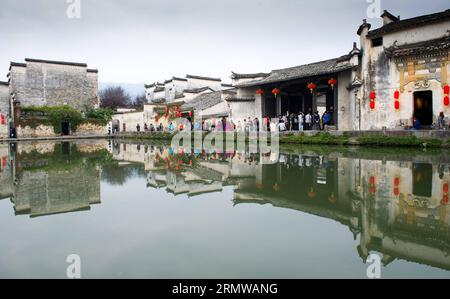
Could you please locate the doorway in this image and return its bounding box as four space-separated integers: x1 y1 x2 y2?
413 91 433 127
61 121 70 136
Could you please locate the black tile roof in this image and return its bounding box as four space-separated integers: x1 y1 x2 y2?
186 74 221 82
231 72 270 79
25 58 88 67
0 81 9 86
367 9 450 38
235 55 353 87
87 69 98 73
182 91 223 111
385 36 450 59
145 83 156 88
154 86 165 92
184 87 215 94
225 96 255 102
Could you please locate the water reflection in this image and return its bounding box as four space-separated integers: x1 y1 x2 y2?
0 140 449 274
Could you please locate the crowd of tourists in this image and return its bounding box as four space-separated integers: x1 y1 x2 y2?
130 110 335 134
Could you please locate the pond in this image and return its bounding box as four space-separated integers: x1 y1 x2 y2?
0 139 449 278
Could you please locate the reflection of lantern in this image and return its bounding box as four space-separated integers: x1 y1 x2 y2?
272 88 281 96
328 193 337 204
177 111 182 118
307 82 316 94
370 100 375 110
256 89 264 95
443 195 449 205
444 85 450 95
369 176 376 194
273 183 280 192
394 177 400 186
1 114 4 125
394 100 400 110
308 188 317 198
163 113 167 119
444 183 449 194
444 96 450 106
328 78 337 90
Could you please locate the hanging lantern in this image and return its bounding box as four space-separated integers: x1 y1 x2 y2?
256 89 264 95
394 100 400 111
1 114 4 125
272 88 281 96
394 177 400 187
370 91 376 100
444 85 450 95
307 82 317 94
444 183 449 194
188 111 193 117
177 111 182 118
370 100 375 110
328 78 337 90
444 96 450 106
394 90 400 100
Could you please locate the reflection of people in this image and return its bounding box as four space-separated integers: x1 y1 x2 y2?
438 112 445 130
136 124 141 132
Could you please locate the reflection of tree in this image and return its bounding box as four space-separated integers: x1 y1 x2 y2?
101 163 146 186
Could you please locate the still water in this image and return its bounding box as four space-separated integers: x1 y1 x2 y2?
0 140 449 279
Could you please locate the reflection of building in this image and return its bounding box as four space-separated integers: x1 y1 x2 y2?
109 141 450 270
0 141 104 217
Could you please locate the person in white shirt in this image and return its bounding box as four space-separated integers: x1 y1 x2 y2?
305 112 312 130
278 121 287 132
298 112 304 131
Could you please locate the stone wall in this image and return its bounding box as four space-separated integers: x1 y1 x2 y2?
9 60 99 111
0 83 10 138
16 122 106 138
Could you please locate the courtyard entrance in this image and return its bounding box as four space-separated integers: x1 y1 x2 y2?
413 91 433 127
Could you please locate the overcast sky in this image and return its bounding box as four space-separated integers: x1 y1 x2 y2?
0 0 449 85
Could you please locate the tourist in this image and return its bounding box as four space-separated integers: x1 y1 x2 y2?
270 120 277 132
247 117 253 132
292 113 298 131
298 112 304 131
144 123 148 131
158 123 163 131
313 111 321 130
322 111 331 130
150 123 155 132
136 124 141 132
278 120 287 132
305 112 312 130
254 118 260 132
413 117 421 130
236 120 242 132
438 112 446 130
168 122 175 131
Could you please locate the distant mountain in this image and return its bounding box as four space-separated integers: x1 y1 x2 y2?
99 82 146 98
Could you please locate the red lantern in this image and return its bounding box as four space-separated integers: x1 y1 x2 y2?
443 195 449 205
328 193 337 204
177 111 182 118
370 100 375 110
256 89 264 95
394 177 400 186
370 176 376 186
444 85 450 95
307 82 316 94
328 78 337 90
272 88 281 96
370 91 376 100
188 111 193 117
444 96 450 106
444 183 449 194
394 100 400 111
394 188 400 196
394 90 400 99
1 114 4 125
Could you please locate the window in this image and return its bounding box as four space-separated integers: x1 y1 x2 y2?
371 37 383 47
